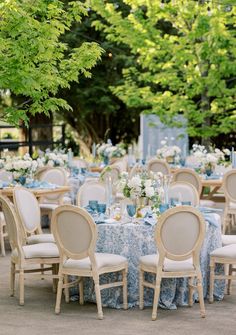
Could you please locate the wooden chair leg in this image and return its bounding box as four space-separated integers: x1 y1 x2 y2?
19 269 24 306
52 264 58 293
55 275 64 315
227 264 233 295
10 261 15 297
188 277 194 307
0 224 5 256
94 276 103 320
152 277 161 321
196 270 205 318
123 267 128 310
139 267 144 310
223 210 229 234
79 278 84 305
64 275 70 303
209 260 215 303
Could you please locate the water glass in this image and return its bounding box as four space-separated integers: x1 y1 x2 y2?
170 197 180 207
97 203 106 214
89 200 98 212
127 204 136 222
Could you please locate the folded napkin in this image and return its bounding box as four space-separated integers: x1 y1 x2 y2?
25 181 58 189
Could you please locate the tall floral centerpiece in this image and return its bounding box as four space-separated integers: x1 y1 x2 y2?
191 144 230 175
156 140 181 164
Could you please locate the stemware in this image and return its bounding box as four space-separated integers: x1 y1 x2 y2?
127 204 137 223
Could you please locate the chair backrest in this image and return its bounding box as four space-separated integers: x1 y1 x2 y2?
0 169 13 183
156 206 205 261
77 180 106 207
0 195 24 252
172 168 202 195
168 181 199 206
110 157 127 172
147 159 170 175
13 187 42 236
223 169 236 203
129 163 141 178
39 167 67 203
51 205 97 260
72 158 89 169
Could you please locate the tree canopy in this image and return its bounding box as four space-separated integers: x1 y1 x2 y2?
92 0 236 139
0 0 103 125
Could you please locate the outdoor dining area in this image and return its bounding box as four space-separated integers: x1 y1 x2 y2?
0 142 236 325
1 0 236 334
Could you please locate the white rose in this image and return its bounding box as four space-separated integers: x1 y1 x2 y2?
145 186 155 198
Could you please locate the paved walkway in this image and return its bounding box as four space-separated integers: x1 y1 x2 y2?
0 249 236 335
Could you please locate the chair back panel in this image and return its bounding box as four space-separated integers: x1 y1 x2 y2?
147 159 170 175
156 206 205 261
0 195 23 250
52 205 96 260
173 169 201 195
223 170 236 201
77 181 106 207
0 170 13 183
169 181 199 206
13 188 41 234
39 168 67 202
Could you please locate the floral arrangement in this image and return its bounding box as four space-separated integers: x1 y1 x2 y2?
191 144 230 172
37 148 69 167
4 153 42 181
156 140 181 163
97 142 126 160
118 172 155 199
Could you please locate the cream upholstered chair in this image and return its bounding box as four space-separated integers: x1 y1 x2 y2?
222 170 236 234
0 169 12 255
0 195 59 305
209 244 236 301
72 158 89 170
172 168 202 195
147 158 170 175
13 187 55 244
169 181 200 207
77 180 106 207
38 167 69 220
51 205 128 319
173 168 215 208
139 206 206 320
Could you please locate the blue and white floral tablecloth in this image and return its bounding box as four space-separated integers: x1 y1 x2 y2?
71 212 225 309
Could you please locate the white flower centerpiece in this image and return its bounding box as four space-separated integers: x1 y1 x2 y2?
5 153 41 184
156 140 181 164
38 148 69 168
118 172 160 217
97 142 126 165
191 144 230 175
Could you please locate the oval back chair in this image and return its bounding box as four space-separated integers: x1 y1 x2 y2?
147 158 170 175
169 181 200 207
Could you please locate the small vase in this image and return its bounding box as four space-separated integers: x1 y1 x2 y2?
15 176 26 185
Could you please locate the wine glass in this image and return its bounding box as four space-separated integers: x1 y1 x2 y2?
126 204 137 223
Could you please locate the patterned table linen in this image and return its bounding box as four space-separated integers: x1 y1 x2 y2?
73 213 225 309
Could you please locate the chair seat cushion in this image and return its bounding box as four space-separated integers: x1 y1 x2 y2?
27 233 55 245
63 253 127 271
39 204 59 210
211 244 236 259
139 254 194 272
12 243 59 259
